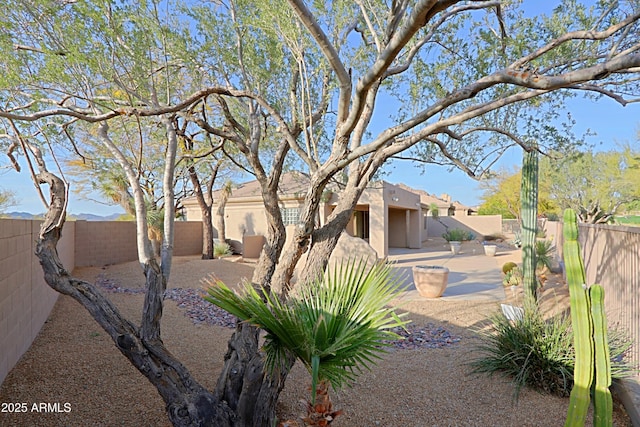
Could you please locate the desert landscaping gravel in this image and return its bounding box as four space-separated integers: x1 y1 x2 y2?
0 256 632 426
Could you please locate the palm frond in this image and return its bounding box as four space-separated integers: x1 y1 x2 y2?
203 258 409 403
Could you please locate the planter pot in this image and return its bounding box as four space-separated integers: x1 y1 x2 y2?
449 241 461 255
412 265 449 298
484 244 497 256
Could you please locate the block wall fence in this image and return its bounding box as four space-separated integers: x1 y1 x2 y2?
0 219 202 385
1 217 638 418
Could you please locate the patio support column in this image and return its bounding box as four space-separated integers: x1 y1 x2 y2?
368 194 387 257
408 209 421 249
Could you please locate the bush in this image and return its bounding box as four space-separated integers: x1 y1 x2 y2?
214 242 232 257
470 306 635 399
535 240 555 271
442 228 474 242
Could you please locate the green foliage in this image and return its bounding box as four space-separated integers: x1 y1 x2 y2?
546 146 640 221
535 240 555 272
0 188 17 213
471 305 574 399
442 228 474 242
203 259 408 404
478 167 560 220
429 203 439 218
213 242 232 257
502 266 523 287
471 304 634 401
616 215 640 225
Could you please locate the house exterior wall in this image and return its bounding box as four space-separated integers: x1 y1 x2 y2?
361 182 422 256
388 208 407 247
425 215 502 240
184 180 427 258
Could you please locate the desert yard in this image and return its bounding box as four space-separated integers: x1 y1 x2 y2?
0 255 632 426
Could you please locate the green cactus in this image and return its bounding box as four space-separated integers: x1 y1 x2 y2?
590 284 613 427
502 261 518 274
563 208 613 427
520 149 538 303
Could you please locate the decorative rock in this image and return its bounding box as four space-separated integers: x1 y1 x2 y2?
292 231 378 284
96 275 461 350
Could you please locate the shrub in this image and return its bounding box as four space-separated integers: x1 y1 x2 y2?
535 240 555 271
214 242 232 257
470 306 635 400
442 228 474 242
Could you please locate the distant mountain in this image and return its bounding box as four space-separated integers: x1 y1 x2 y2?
3 211 123 221
3 211 44 219
71 213 123 221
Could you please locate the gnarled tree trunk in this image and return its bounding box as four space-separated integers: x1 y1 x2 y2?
35 170 235 426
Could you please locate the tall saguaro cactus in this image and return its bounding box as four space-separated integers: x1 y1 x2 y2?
520 149 538 303
563 209 613 427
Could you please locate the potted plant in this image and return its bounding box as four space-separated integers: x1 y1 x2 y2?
442 228 473 255
412 265 449 298
483 242 497 256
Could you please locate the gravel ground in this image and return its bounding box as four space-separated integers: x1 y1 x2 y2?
0 256 631 426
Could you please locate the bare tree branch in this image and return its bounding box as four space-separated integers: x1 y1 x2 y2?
287 0 352 124
510 11 640 70
386 1 501 77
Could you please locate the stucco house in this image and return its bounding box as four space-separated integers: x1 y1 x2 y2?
183 171 486 258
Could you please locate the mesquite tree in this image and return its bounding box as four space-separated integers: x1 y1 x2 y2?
2 1 640 426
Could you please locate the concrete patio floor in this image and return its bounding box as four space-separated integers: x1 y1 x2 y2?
387 238 521 302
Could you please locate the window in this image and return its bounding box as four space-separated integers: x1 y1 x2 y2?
281 207 301 226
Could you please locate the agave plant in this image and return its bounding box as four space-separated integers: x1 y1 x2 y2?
535 239 555 272
203 259 409 424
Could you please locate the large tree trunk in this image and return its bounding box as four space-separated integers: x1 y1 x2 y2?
213 170 291 427
187 165 215 259
301 179 366 283
214 323 294 427
214 182 232 244
202 206 215 259
35 171 235 426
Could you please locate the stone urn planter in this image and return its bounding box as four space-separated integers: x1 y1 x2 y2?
412 265 449 298
484 244 497 256
449 241 461 255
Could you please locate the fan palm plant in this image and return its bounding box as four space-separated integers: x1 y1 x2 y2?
203 259 409 424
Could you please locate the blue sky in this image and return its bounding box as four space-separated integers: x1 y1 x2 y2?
384 97 640 207
2 1 638 214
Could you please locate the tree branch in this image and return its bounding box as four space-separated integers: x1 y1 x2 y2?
510 11 640 70
386 1 500 77
287 0 352 124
